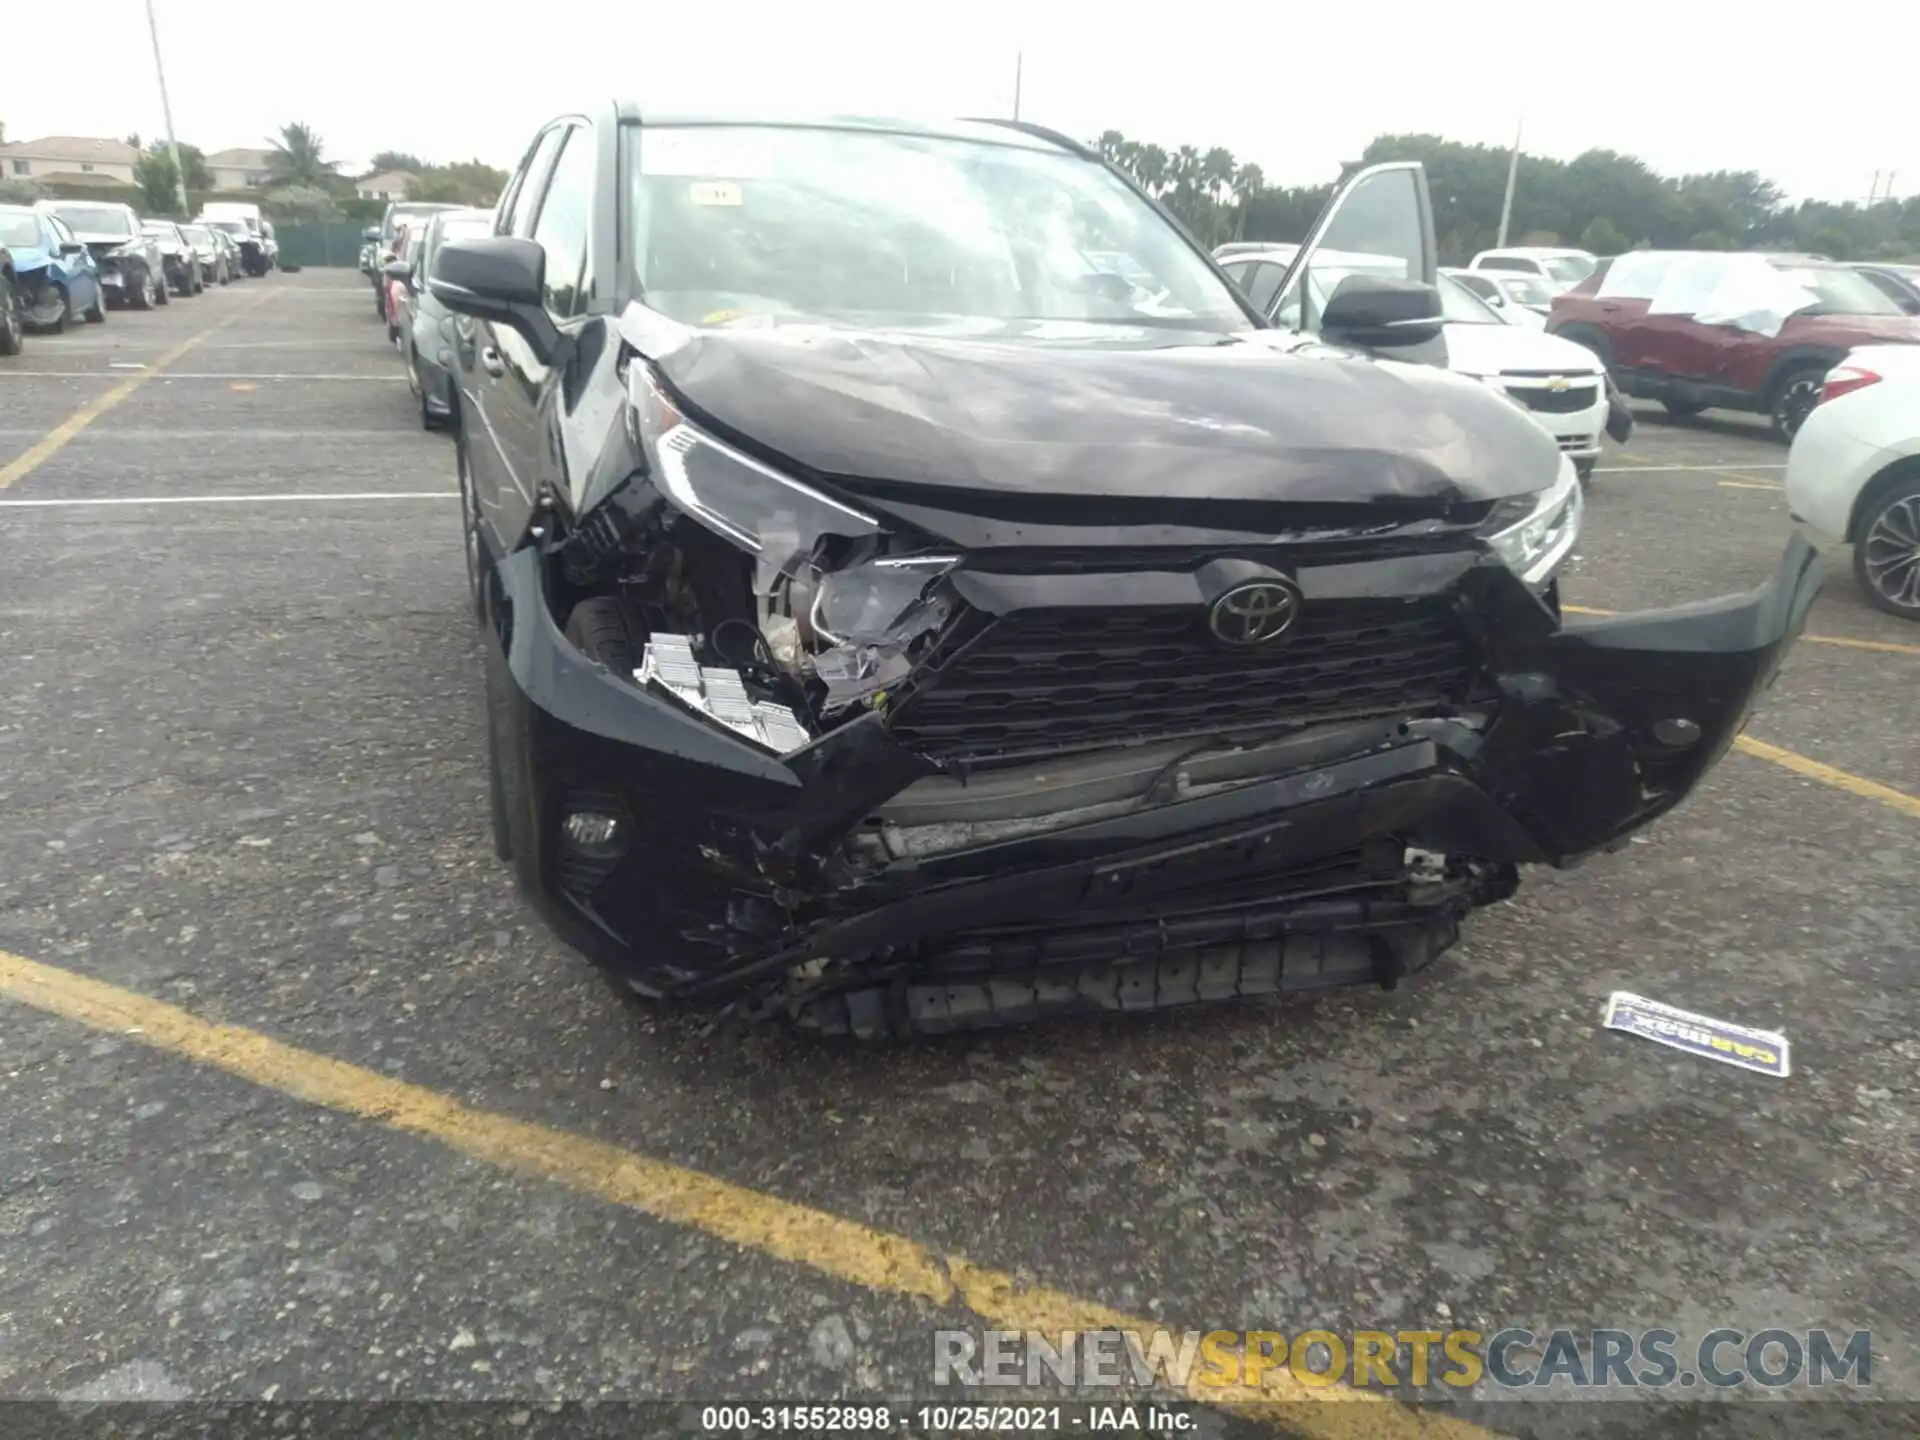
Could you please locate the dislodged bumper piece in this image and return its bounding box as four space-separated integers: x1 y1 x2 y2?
491 536 1821 1028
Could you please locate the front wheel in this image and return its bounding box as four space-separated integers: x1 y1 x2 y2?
0 274 22 356
456 433 485 617
1855 478 1920 619
32 280 71 333
154 271 171 306
130 269 156 311
1575 458 1595 487
1770 368 1824 442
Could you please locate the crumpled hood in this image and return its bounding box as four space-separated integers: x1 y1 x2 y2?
634 317 1561 508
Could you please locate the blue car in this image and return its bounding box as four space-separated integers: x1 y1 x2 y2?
0 204 106 332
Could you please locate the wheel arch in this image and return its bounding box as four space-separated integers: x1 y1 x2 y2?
1846 454 1920 543
1762 346 1846 405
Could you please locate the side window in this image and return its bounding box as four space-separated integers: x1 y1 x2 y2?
505 127 568 239
1245 262 1286 313
1457 273 1496 299
527 126 595 317
1220 261 1250 290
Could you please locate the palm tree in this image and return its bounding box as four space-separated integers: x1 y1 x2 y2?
268 123 335 188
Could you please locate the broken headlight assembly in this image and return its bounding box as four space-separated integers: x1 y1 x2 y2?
627 367 959 754
1482 458 1582 588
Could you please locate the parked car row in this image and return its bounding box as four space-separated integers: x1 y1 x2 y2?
0 197 277 355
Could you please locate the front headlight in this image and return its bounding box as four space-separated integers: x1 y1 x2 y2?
628 366 959 723
1485 458 1582 587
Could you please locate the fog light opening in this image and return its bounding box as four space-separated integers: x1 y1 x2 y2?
1651 718 1702 748
563 811 623 852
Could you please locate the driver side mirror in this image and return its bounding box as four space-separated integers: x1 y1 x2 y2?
1319 276 1446 349
59 241 86 257
383 260 412 285
430 236 562 365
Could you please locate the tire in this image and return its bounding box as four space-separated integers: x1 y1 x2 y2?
38 280 71 333
1575 457 1595 487
155 270 171 306
1853 477 1920 619
83 283 105 324
0 274 22 356
563 597 640 675
1770 366 1825 442
130 268 156 312
1661 399 1706 419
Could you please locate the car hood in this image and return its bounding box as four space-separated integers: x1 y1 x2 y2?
630 315 1561 511
1443 322 1605 379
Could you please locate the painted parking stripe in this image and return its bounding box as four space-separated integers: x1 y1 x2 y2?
0 493 457 508
0 294 276 491
1729 736 1920 819
1592 463 1787 473
0 947 1502 1440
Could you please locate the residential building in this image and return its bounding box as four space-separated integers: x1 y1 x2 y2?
356 170 418 202
0 136 141 185
204 148 278 190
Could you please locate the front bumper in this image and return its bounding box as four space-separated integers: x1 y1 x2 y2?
489 536 1822 1029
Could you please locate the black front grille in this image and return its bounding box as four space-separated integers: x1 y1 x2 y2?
1507 384 1599 415
889 597 1477 764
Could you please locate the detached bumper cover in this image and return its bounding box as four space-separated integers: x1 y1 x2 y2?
491 536 1821 1013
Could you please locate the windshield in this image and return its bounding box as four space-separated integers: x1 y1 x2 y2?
182 226 212 245
208 221 246 237
48 205 133 237
625 124 1251 333
1497 274 1557 306
1437 273 1501 324
1543 255 1596 283
0 212 40 247
1770 264 1905 316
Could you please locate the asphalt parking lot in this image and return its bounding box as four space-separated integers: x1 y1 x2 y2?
1 272 1915 1437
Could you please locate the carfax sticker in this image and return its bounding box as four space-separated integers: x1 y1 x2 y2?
1602 991 1790 1077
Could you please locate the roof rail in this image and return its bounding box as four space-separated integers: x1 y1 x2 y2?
962 119 1096 159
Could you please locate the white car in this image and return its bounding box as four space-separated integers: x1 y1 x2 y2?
1221 247 1615 478
1469 247 1599 294
1784 345 1920 618
1442 267 1554 327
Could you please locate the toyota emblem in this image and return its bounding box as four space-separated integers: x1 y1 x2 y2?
1207 581 1301 648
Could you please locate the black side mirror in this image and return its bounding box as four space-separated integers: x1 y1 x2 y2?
382 260 412 283
1319 275 1445 349
430 236 562 365
59 241 87 257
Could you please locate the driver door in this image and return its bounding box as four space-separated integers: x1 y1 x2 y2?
1264 161 1447 368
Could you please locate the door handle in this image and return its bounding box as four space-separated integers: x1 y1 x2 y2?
479 347 505 377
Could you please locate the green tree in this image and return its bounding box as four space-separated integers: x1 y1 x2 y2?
369 150 425 175
136 151 186 213
267 122 336 188
265 185 337 219
1579 216 1630 254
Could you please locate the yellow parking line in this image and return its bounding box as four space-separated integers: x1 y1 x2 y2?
0 947 1504 1440
0 295 270 492
1730 736 1920 819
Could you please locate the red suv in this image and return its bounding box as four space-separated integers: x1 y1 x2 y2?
1547 251 1920 438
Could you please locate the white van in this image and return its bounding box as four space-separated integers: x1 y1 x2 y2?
1468 247 1598 293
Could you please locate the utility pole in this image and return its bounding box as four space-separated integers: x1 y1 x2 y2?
144 0 191 216
1495 116 1523 249
1012 51 1023 121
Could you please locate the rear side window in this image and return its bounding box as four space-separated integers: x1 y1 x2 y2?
528 127 594 316
1455 272 1496 298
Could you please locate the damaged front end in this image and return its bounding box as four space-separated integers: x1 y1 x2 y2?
487 364 1821 1039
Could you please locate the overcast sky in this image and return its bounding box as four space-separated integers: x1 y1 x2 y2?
10 0 1915 205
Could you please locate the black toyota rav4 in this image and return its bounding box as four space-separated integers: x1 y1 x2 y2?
432 108 1821 1038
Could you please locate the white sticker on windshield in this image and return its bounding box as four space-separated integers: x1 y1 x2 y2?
689 181 743 207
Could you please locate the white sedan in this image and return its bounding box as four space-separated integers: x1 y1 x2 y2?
1220 247 1616 478
1784 345 1920 618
